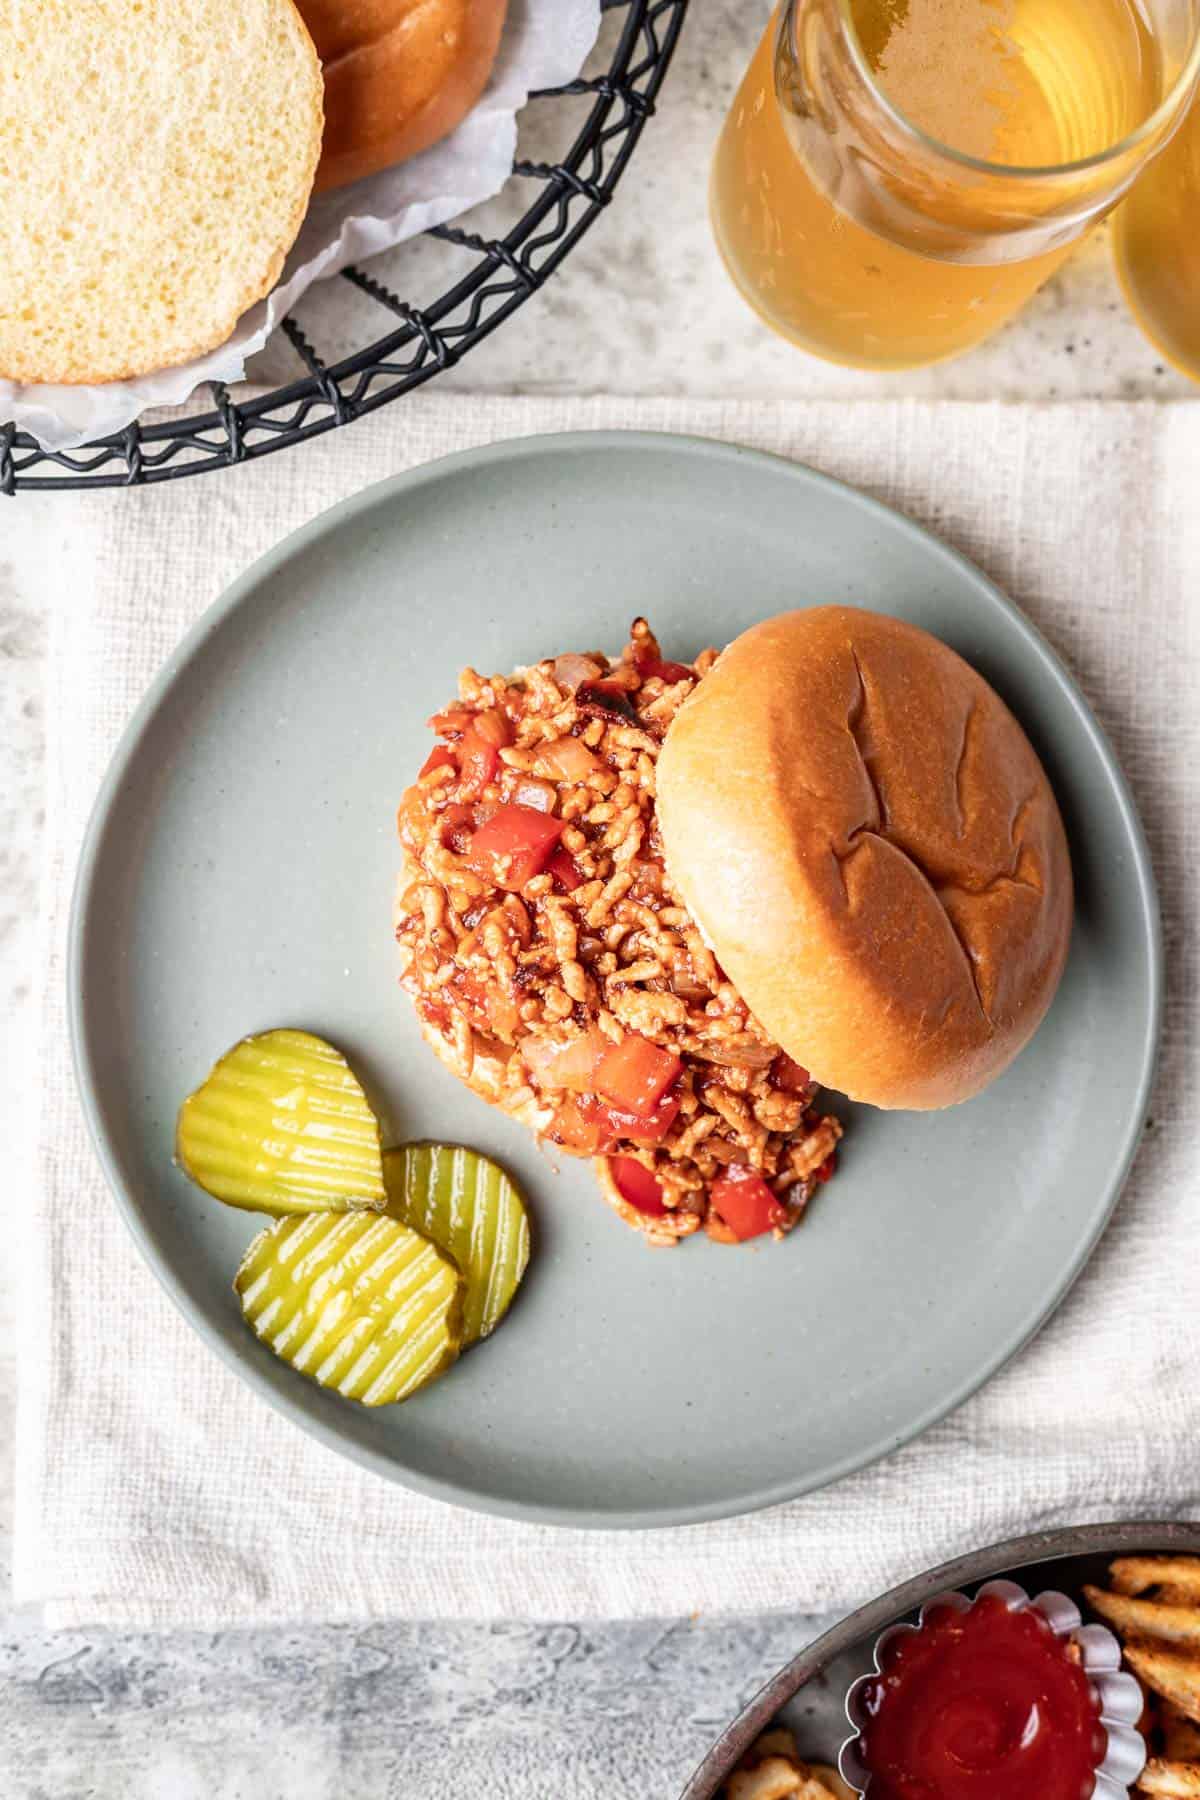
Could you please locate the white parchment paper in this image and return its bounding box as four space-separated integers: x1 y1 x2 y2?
0 0 600 453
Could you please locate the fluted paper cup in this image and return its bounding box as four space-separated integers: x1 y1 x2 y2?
838 1578 1146 1799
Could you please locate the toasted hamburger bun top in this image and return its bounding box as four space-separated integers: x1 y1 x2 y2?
0 0 322 385
296 0 508 193
657 607 1073 1110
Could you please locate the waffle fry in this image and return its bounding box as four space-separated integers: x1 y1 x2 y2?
1111 1561 1200 1603
724 1728 853 1800
1087 1589 1200 1649
1126 1643 1200 1727
1164 1704 1200 1761
1139 1761 1200 1796
1085 1554 1200 1798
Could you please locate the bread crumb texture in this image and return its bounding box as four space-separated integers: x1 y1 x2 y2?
0 0 322 384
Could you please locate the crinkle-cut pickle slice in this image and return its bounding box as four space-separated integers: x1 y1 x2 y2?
384 1143 530 1345
236 1211 463 1406
177 1029 386 1215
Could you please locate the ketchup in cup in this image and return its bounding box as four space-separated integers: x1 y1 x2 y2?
854 1590 1106 1800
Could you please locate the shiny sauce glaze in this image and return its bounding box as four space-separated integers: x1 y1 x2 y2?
857 1592 1106 1799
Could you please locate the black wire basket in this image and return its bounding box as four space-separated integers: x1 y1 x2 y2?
1 0 687 494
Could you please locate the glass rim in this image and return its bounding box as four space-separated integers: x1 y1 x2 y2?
797 0 1200 181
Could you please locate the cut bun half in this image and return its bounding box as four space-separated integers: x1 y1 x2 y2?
0 0 323 385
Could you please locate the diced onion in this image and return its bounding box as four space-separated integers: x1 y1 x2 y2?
548 1097 606 1154
522 1028 608 1092
511 776 557 813
552 654 603 691
669 970 711 1002
536 735 601 781
690 1042 777 1070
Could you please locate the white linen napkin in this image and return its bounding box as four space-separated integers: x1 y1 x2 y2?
15 395 1200 1629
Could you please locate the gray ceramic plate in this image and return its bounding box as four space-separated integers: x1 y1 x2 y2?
679 1520 1200 1798
69 432 1160 1528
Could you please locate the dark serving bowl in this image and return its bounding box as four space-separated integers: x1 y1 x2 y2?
680 1520 1200 1799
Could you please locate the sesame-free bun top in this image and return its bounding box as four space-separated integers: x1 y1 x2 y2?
0 0 322 386
657 607 1073 1110
296 0 509 192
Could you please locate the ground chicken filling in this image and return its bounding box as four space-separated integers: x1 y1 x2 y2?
395 619 843 1246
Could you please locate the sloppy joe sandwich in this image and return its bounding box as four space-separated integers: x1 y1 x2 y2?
394 607 1071 1244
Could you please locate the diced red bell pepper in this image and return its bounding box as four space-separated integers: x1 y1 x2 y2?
773 1053 812 1095
472 709 514 748
595 1093 680 1145
458 726 500 799
548 1092 679 1157
454 709 513 798
709 1166 789 1242
466 804 566 891
595 1033 682 1118
427 708 473 738
609 1156 668 1217
814 1152 837 1184
638 658 693 685
547 847 584 893
420 743 458 779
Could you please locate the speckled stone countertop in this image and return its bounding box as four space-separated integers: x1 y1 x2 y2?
0 1 1192 1792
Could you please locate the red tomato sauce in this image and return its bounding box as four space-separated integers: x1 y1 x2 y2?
856 1592 1106 1800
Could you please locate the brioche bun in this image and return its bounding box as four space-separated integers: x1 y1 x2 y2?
657 607 1072 1110
297 0 508 193
0 0 322 385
